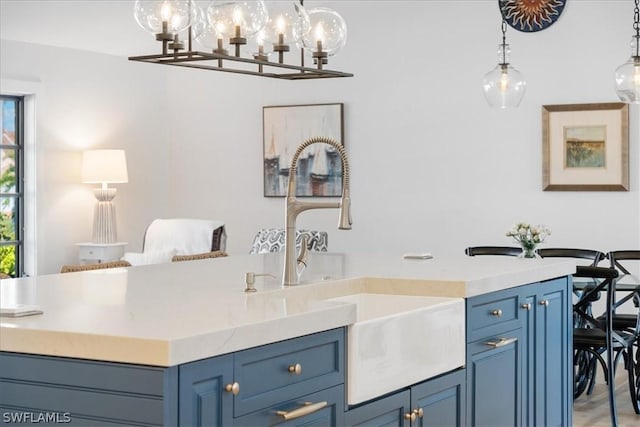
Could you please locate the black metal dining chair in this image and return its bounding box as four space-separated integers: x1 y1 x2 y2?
464 246 521 257
537 248 606 266
606 250 640 414
573 266 640 426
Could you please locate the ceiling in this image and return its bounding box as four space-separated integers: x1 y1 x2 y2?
0 1 171 57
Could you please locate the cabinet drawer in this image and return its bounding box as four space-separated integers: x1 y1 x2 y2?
233 328 344 417
234 384 344 426
467 287 521 341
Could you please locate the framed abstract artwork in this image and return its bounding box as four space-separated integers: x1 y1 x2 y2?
542 103 629 191
263 103 344 197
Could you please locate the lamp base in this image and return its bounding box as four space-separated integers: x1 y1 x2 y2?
92 188 118 244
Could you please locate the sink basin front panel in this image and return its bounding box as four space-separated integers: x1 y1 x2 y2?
332 294 466 405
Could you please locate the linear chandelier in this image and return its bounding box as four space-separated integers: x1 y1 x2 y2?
129 0 353 80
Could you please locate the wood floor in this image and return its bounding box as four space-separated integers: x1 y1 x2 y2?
573 370 640 427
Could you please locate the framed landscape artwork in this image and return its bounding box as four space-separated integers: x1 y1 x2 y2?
542 102 629 191
263 103 344 197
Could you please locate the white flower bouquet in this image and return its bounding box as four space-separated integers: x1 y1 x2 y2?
506 222 551 258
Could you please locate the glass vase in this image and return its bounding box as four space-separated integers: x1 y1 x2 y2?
519 244 540 259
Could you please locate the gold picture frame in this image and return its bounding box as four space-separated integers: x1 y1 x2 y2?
542 102 629 191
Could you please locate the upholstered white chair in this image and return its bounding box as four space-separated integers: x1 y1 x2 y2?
123 219 226 266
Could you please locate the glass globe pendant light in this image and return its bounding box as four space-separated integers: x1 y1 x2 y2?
482 20 526 109
614 0 640 103
206 1 268 57
300 7 347 69
134 0 195 53
263 1 310 64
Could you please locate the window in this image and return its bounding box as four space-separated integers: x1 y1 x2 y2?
0 96 24 277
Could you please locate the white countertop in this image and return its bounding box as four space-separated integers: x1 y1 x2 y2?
0 253 575 366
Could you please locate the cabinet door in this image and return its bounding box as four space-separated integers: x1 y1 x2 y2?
413 369 466 427
179 354 233 427
344 389 411 427
520 277 571 427
535 279 571 427
467 329 523 427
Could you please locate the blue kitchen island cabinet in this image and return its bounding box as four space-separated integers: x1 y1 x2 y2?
0 328 344 426
179 327 345 426
344 369 466 426
466 276 571 427
0 253 575 427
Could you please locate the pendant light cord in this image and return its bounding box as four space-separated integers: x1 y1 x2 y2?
634 0 639 36
634 0 640 57
501 20 508 65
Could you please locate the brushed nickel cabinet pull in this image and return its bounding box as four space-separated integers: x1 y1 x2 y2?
521 303 532 310
288 363 302 375
486 337 517 348
404 411 417 422
276 401 327 420
490 309 503 317
224 382 240 395
540 300 549 307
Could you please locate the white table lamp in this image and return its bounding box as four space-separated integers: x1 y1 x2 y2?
81 149 128 244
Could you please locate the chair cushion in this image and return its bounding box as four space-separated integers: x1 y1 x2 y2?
142 219 225 255
574 327 636 348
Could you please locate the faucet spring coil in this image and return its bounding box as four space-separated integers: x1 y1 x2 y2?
289 136 350 189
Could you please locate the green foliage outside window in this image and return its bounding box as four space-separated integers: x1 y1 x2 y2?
0 149 16 277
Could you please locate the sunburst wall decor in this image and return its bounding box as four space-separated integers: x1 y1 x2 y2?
499 0 567 32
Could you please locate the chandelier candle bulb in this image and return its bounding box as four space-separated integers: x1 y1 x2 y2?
274 31 289 64
160 2 171 22
313 40 327 69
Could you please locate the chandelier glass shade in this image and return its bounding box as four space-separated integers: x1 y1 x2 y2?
301 7 348 59
614 0 640 103
134 0 194 36
205 1 268 38
130 0 352 80
482 22 526 109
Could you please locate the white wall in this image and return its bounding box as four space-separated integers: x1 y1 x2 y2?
0 40 173 274
167 0 639 258
1 0 638 274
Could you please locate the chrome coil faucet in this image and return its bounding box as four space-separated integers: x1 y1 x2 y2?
283 136 352 286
